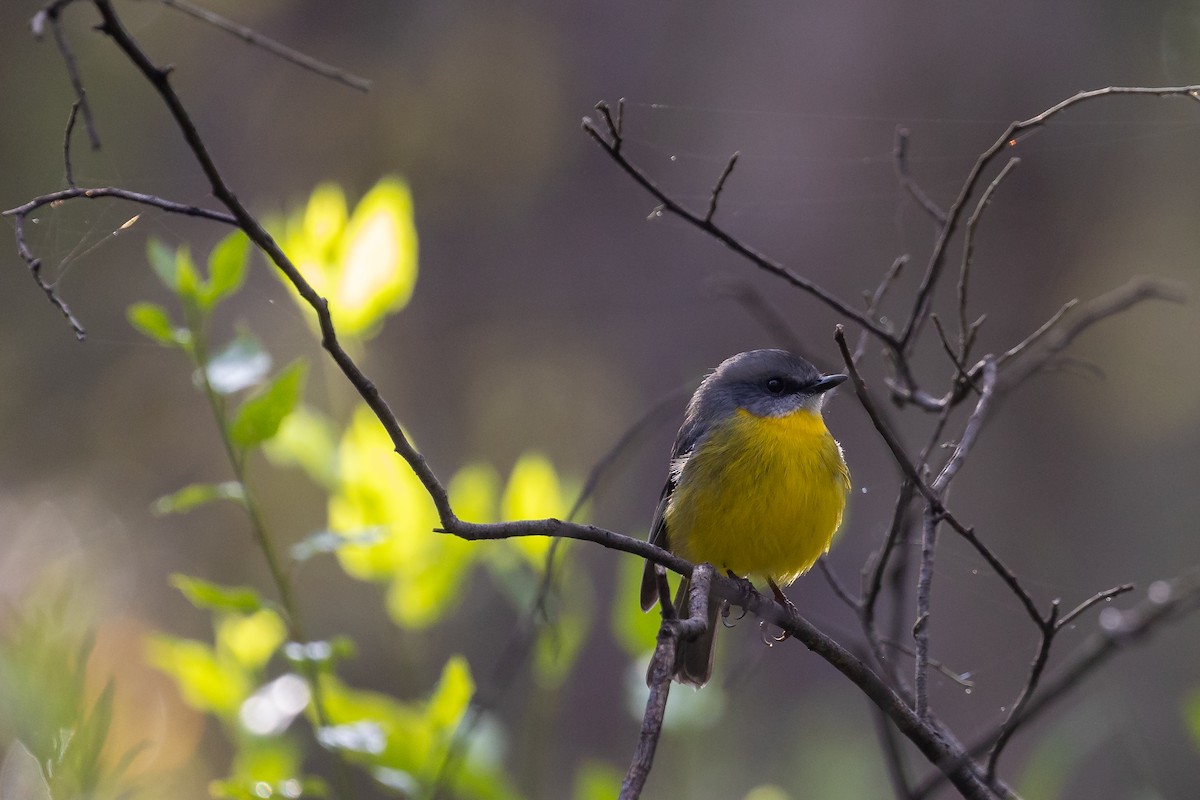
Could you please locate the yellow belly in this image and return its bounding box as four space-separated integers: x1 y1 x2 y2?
665 407 850 584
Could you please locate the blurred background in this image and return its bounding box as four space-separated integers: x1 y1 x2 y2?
2 1 1199 798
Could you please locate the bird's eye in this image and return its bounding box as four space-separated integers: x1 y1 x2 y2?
765 377 785 394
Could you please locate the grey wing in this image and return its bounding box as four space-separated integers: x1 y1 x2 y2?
639 414 706 611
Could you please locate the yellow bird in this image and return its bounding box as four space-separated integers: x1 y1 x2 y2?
641 349 851 686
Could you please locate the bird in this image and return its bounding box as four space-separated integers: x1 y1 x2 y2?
640 349 851 686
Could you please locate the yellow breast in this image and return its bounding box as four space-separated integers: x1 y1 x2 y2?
664 407 850 584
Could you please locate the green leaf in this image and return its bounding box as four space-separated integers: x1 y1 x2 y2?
174 247 202 305
204 230 250 308
153 481 245 515
263 405 339 488
127 302 182 345
147 238 178 290
205 330 271 395
228 360 307 447
55 680 114 796
169 574 263 613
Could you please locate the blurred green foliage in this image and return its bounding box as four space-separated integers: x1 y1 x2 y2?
119 182 599 798
0 594 138 800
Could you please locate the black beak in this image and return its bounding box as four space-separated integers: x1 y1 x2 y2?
810 374 848 394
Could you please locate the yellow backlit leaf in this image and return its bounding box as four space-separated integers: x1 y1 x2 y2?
145 635 249 715
217 609 287 670
276 177 417 340
334 177 418 336
329 405 479 628
385 534 474 629
500 452 563 566
448 463 500 523
303 183 348 260
425 656 475 732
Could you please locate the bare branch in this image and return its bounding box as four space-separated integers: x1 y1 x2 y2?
3 187 237 339
931 358 995 493
930 313 978 394
995 276 1186 392
621 565 714 800
881 637 975 689
1057 583 1134 630
913 506 939 719
854 254 907 361
996 298 1078 368
986 602 1058 779
893 127 947 224
35 0 102 150
721 576 1004 799
583 108 898 346
156 0 372 91
959 157 1020 357
63 100 82 188
705 151 739 224
3 186 237 225
817 558 860 611
913 570 1200 800
899 85 1200 352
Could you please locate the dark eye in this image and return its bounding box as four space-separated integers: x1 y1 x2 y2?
765 377 785 395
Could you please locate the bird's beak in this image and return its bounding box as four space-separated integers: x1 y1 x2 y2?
810 374 848 394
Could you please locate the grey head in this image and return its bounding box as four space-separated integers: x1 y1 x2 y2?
687 348 847 424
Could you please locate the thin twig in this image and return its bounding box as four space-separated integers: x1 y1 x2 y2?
994 277 1186 392
817 558 860 611
853 254 907 361
931 313 978 395
3 187 237 339
861 481 915 665
930 358 996 494
35 0 102 150
839 332 1041 629
157 0 372 91
899 85 1200 353
3 186 237 225
63 100 82 188
705 151 739 224
893 127 947 225
881 637 975 689
912 570 1200 800
986 602 1058 779
958 158 1020 358
583 106 897 345
1057 583 1134 630
995 299 1078 368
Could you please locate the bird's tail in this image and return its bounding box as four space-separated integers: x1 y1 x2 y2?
671 576 720 688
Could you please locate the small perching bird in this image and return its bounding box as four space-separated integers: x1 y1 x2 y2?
641 349 851 686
